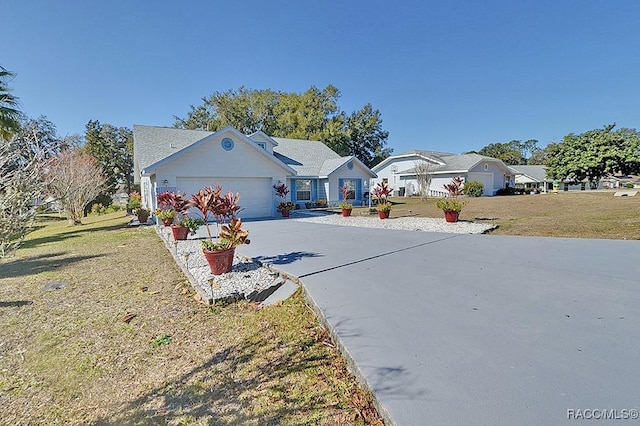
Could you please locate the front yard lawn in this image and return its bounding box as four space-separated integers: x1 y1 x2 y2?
0 212 382 425
387 191 640 239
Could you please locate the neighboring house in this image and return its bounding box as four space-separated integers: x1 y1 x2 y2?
372 150 515 196
511 165 553 192
511 164 609 191
133 125 376 218
602 175 640 189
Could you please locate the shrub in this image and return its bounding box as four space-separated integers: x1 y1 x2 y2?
315 199 328 208
625 182 634 189
91 203 105 215
496 187 516 196
464 180 484 197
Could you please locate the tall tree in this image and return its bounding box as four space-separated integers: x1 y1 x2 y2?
0 66 22 140
84 120 134 194
545 124 640 185
475 139 539 165
174 85 391 167
324 104 390 167
45 150 106 225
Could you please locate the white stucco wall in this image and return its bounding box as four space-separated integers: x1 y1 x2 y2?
155 130 287 184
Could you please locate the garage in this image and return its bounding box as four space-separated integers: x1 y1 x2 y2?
467 172 494 196
176 176 273 219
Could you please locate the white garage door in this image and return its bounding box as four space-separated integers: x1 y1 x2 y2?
467 173 495 196
177 177 273 219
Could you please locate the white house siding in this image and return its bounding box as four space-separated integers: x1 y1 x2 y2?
467 172 494 195
374 156 440 196
152 130 290 218
328 162 373 206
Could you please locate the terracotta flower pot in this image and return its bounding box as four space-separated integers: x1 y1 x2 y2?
171 225 189 240
203 247 236 275
341 208 352 217
444 210 460 223
137 211 150 224
281 210 290 218
378 210 390 219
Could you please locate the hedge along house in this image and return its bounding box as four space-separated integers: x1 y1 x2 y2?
133 125 376 218
372 150 515 196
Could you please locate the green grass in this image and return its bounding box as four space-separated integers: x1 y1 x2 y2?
0 212 382 425
386 191 640 239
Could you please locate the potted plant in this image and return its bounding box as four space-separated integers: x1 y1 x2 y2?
128 191 150 223
136 207 150 224
372 181 394 219
187 185 248 275
435 176 467 223
315 199 328 208
376 202 392 219
339 183 353 217
277 201 296 217
128 191 142 214
273 182 293 218
201 217 250 275
155 208 176 226
157 192 194 240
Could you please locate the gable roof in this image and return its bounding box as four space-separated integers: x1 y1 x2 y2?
133 125 214 178
372 150 451 172
510 165 549 182
134 125 296 179
396 152 512 175
272 137 376 178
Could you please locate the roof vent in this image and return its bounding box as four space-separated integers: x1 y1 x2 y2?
170 143 176 149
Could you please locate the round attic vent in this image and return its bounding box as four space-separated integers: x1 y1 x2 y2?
221 138 234 151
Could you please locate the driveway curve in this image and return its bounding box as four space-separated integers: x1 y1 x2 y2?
238 218 640 425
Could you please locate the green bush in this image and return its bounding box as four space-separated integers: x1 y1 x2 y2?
625 182 634 189
463 180 484 197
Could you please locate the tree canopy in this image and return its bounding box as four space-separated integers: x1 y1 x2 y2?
84 120 134 194
545 124 640 184
174 85 391 167
471 139 540 165
0 66 22 140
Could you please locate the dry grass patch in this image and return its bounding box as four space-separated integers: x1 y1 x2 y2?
0 212 382 425
386 191 640 239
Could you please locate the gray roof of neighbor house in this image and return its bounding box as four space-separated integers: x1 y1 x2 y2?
398 153 509 174
510 165 549 182
133 125 213 180
272 137 344 177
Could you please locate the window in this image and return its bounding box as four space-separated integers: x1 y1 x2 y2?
296 180 311 201
342 179 356 200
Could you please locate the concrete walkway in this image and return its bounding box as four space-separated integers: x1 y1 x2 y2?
237 218 640 425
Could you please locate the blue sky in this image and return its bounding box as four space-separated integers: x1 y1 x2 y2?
5 0 640 154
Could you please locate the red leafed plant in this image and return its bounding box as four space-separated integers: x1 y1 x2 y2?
157 191 189 214
187 185 246 248
273 182 290 199
443 176 464 197
371 181 393 203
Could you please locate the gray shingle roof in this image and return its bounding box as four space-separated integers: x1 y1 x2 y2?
272 137 342 176
397 153 501 174
133 126 360 181
510 165 549 181
133 125 213 178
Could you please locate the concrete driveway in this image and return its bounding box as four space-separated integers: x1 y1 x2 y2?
237 218 640 425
